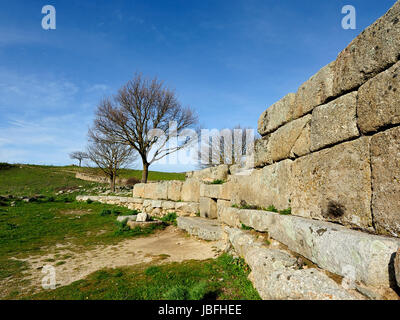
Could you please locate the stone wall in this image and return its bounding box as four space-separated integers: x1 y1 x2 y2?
250 1 400 237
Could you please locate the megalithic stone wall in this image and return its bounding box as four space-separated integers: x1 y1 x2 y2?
253 1 400 237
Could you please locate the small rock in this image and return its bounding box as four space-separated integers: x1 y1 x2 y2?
136 212 148 222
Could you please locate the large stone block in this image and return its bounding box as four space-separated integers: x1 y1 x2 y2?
175 202 199 215
395 249 400 288
371 126 400 237
200 197 218 219
293 62 335 119
177 217 223 241
254 115 311 166
311 92 359 151
218 206 241 228
143 182 168 200
235 208 400 287
230 160 292 211
191 165 229 182
181 178 201 202
333 1 400 96
291 137 373 230
258 93 296 136
200 183 232 201
167 180 182 201
358 61 400 134
132 183 146 198
200 184 222 199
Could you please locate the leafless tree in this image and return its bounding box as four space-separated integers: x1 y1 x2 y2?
197 125 257 169
86 129 137 192
93 73 198 183
69 151 88 167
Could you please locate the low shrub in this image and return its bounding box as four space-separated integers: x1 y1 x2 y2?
100 209 112 216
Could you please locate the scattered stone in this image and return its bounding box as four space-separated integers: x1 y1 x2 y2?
116 215 137 222
136 212 148 222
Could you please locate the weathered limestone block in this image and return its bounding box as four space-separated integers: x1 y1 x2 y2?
181 178 201 202
136 212 148 222
200 197 218 219
199 183 232 201
395 249 400 288
190 165 229 182
200 184 221 199
225 227 357 300
333 1 400 96
177 217 223 241
311 92 359 151
116 215 137 222
143 182 168 200
167 180 183 201
151 200 162 208
255 115 312 166
291 137 373 229
161 201 176 210
235 208 400 287
132 183 146 198
230 160 292 211
358 61 400 134
254 136 271 167
294 62 335 119
371 127 400 237
217 199 230 208
263 269 356 300
258 93 296 136
218 206 241 228
175 202 199 215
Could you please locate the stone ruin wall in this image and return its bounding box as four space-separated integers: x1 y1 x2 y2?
78 1 400 292
90 0 400 237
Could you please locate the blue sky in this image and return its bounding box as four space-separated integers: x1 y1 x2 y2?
0 0 397 172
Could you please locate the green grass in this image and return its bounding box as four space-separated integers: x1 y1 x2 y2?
23 254 260 300
0 198 162 285
0 164 185 197
59 165 186 181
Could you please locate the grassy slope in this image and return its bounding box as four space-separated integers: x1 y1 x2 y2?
0 164 259 300
0 164 185 196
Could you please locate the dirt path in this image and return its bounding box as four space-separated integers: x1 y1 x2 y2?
4 227 225 297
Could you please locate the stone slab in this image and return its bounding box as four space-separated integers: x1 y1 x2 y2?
177 217 224 241
229 208 400 287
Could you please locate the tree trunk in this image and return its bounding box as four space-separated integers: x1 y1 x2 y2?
79 159 82 167
110 175 116 192
141 161 149 183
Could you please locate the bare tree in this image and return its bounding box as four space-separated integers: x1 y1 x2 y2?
86 129 137 192
69 151 88 167
93 73 198 183
197 125 257 169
